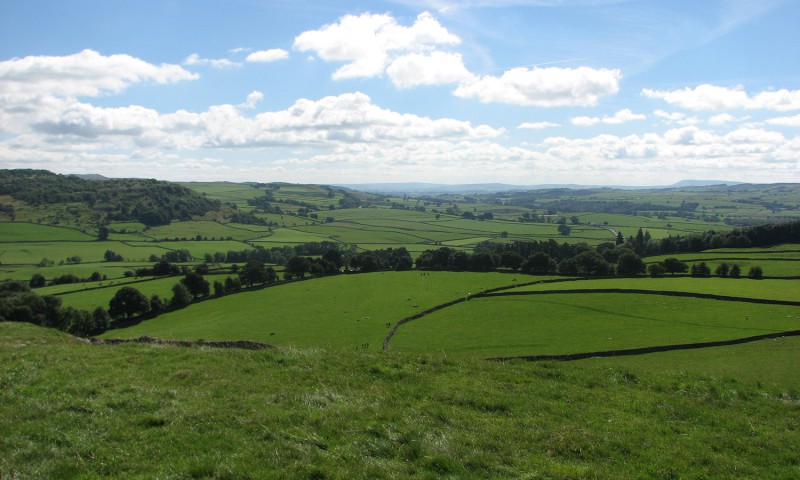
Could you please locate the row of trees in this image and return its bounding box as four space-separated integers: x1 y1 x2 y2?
1 281 110 336
615 220 800 257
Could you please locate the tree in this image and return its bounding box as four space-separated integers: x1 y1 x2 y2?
523 252 556 275
500 251 524 271
615 231 625 245
574 250 611 276
170 282 193 308
748 266 763 279
97 226 109 241
109 287 149 319
322 249 343 269
104 250 123 262
661 258 688 276
224 276 242 292
149 294 166 313
715 262 730 277
616 251 645 276
239 260 267 287
467 252 496 272
213 280 225 296
730 263 741 278
557 224 571 236
29 274 46 288
181 272 210 298
285 256 311 279
648 263 666 277
690 262 710 277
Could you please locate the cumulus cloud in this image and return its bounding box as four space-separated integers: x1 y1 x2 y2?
387 51 474 88
518 121 561 129
533 125 797 183
246 49 289 62
453 66 621 107
240 91 264 109
708 113 737 125
643 84 800 111
1 87 503 153
572 108 646 126
183 53 241 69
0 49 198 97
293 11 460 80
766 114 800 127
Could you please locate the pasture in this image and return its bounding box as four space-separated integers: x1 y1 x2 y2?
388 292 800 358
101 272 526 349
3 180 800 479
2 321 799 478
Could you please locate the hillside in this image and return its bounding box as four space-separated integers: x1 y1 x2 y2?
0 169 220 228
2 322 798 478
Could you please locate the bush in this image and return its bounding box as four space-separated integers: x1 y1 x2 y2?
748 266 763 279
29 274 46 288
52 274 80 285
647 263 666 278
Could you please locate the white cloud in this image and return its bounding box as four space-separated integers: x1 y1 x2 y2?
708 113 736 125
293 11 460 81
653 109 685 121
723 128 784 145
753 89 800 111
453 66 621 107
643 84 800 111
766 114 800 127
572 108 646 126
1 89 504 153
246 49 290 63
240 91 264 109
183 53 241 69
518 121 561 129
0 49 198 97
571 116 600 127
387 51 474 88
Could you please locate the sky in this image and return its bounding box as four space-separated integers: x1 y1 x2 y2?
1 0 799 186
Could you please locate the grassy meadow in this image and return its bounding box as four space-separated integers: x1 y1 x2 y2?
100 272 527 350
3 180 800 478
2 322 800 479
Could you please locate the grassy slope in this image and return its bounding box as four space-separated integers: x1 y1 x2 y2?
101 272 527 350
389 293 800 357
2 322 798 479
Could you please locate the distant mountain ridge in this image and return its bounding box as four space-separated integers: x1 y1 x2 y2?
333 180 746 195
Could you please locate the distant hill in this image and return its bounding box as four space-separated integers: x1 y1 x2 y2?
70 173 110 181
0 169 220 226
668 180 745 188
334 180 746 195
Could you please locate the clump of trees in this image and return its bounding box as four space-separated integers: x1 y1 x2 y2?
0 280 109 336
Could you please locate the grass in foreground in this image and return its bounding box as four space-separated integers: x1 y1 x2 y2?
1 322 799 479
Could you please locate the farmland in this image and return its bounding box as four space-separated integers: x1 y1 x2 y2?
2 322 799 478
2 174 800 478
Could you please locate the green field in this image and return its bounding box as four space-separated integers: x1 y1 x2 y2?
3 179 800 478
390 293 799 357
2 322 799 478
101 272 526 350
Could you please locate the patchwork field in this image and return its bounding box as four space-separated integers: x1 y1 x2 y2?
2 179 800 479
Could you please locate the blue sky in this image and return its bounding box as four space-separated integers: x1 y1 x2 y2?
1 0 798 185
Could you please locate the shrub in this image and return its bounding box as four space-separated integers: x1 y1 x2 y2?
748 266 763 279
